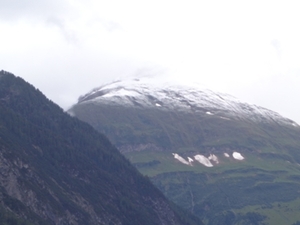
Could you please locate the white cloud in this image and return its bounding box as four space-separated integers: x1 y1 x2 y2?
1 0 300 123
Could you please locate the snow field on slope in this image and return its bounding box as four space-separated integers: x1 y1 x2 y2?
173 152 245 167
79 76 298 127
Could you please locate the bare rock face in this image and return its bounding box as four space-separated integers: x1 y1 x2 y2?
0 141 117 225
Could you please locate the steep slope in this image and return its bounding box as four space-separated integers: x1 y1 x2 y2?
0 70 202 225
69 76 300 225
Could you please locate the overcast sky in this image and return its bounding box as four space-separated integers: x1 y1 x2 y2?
1 0 300 123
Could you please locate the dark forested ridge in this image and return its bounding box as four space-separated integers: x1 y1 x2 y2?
0 70 202 225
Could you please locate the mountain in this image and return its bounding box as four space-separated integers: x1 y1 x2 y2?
69 76 300 225
0 70 202 225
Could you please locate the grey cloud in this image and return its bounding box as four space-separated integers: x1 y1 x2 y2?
0 0 121 43
0 0 69 22
0 0 81 44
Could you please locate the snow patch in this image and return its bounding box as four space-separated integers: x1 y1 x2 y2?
171 152 246 167
232 152 244 160
219 116 231 120
173 153 190 165
194 155 214 167
102 88 139 98
224 153 230 157
208 154 219 164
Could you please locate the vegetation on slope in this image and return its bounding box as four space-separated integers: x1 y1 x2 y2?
70 104 300 157
70 92 300 225
0 70 202 225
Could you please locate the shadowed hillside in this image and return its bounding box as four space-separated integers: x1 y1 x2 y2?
0 70 202 225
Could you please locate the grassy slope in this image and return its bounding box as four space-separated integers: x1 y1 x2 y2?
126 147 300 223
71 103 300 224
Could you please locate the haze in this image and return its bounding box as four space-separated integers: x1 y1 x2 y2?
1 0 300 123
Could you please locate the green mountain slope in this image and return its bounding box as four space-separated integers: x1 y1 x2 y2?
0 70 202 225
69 78 300 225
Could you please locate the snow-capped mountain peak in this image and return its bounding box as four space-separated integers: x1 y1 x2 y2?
75 76 298 127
